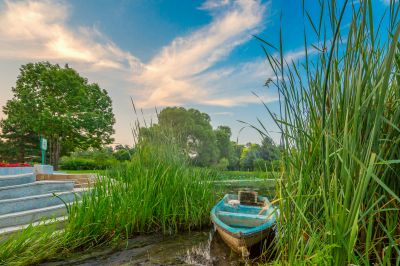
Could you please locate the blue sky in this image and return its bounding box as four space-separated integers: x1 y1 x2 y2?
0 0 392 146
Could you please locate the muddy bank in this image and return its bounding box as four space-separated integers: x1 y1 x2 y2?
40 230 249 265
41 181 276 266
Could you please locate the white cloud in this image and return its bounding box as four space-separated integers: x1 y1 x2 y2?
132 0 271 108
0 0 142 71
0 0 305 110
211 111 234 116
199 0 230 10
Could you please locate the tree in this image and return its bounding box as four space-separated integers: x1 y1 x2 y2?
140 107 219 166
240 143 261 171
113 145 133 161
259 135 280 161
215 126 232 159
0 121 39 162
1 62 115 168
227 142 243 170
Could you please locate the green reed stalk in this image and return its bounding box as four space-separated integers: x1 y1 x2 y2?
0 108 217 265
259 0 400 264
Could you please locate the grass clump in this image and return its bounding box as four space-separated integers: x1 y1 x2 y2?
0 140 216 265
65 147 216 248
259 0 400 264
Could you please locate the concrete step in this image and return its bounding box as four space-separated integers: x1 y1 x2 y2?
0 173 35 188
0 204 68 228
0 189 84 215
36 173 97 188
0 167 34 176
0 181 75 200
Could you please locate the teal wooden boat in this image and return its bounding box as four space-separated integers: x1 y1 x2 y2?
210 193 278 256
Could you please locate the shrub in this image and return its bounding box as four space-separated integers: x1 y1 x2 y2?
214 157 229 170
59 157 116 170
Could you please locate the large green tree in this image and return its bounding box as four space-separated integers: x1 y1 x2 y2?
214 126 232 159
140 107 219 166
259 135 280 161
1 62 115 168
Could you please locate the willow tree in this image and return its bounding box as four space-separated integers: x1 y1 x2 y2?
1 62 115 168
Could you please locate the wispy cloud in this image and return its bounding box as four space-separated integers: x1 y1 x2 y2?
0 0 304 109
132 0 271 107
211 111 234 116
0 0 142 71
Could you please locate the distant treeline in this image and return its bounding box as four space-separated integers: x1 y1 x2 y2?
0 70 280 171
138 107 281 171
58 107 280 171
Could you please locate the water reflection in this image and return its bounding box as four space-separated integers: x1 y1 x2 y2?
184 229 243 265
41 181 276 266
42 229 260 265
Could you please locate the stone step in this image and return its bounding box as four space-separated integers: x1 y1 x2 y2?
0 204 68 229
0 189 84 215
0 181 75 200
0 173 35 188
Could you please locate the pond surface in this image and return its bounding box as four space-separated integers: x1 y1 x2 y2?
41 179 276 266
41 229 250 266
41 228 276 266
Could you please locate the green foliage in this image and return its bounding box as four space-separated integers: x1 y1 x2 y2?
0 132 39 163
140 107 219 166
215 126 232 158
59 157 115 170
0 62 115 167
252 158 267 172
0 139 217 265
240 143 261 170
113 149 131 161
259 1 400 264
215 157 229 171
113 144 134 161
59 148 119 170
259 136 280 161
216 170 277 180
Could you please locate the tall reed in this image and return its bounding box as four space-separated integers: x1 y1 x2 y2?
259 0 400 264
64 150 216 249
0 112 217 265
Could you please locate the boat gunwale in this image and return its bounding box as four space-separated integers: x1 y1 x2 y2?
210 194 277 238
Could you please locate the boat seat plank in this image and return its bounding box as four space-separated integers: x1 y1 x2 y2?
218 211 269 220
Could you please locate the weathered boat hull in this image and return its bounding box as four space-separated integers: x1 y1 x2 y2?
215 225 272 254
210 194 277 256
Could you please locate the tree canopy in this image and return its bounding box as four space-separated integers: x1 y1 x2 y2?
140 107 219 166
1 62 115 167
138 107 281 170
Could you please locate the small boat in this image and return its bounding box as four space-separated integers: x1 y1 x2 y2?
210 192 278 256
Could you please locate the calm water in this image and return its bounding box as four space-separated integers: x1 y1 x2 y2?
41 180 276 266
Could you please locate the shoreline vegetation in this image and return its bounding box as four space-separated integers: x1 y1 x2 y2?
0 0 400 265
0 143 219 265
260 0 400 264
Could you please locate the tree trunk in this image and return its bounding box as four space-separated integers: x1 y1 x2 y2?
18 141 25 163
53 138 61 170
48 138 53 166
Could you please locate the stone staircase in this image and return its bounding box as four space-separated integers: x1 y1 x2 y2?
0 171 83 236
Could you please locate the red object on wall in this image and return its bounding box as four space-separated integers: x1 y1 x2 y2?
0 163 31 167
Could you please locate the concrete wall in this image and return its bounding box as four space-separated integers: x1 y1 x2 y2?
0 167 34 176
0 165 53 176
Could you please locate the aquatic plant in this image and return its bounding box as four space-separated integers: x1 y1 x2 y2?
258 0 400 264
64 149 216 248
0 136 217 265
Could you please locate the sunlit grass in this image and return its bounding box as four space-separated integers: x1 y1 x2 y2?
0 142 217 265
258 0 400 264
